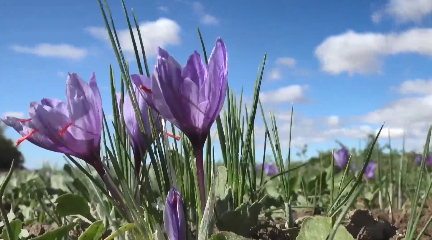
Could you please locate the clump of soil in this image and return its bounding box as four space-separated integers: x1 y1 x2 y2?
373 206 432 240
24 222 57 238
249 220 296 240
345 209 397 240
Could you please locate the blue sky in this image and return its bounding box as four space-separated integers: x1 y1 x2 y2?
2 0 432 169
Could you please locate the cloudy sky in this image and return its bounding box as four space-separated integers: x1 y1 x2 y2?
1 0 432 169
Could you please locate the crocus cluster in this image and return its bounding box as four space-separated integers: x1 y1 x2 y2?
414 154 432 167
334 146 349 169
2 38 228 233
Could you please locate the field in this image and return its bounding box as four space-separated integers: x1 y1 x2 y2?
1 0 432 240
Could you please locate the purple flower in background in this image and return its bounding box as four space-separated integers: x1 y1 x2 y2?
132 38 228 211
164 188 186 240
263 163 278 176
364 162 377 179
1 73 104 175
116 87 159 177
334 146 349 169
414 154 432 167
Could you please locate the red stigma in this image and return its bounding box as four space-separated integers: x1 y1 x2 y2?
139 85 152 94
173 194 178 205
19 118 32 123
58 123 73 137
166 132 180 141
16 129 39 147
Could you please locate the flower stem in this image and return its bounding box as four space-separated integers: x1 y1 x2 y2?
194 148 206 212
102 174 133 222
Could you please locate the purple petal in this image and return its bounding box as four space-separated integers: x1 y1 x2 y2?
1 116 60 152
88 73 103 136
41 98 64 109
66 73 102 140
151 65 181 127
365 162 377 179
130 74 156 109
182 51 206 93
117 88 156 174
334 146 349 169
164 188 186 240
204 38 228 122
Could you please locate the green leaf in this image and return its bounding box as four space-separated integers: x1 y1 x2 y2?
296 216 354 240
79 220 105 240
216 195 267 237
209 231 253 240
2 219 22 240
55 193 95 222
215 166 228 199
72 178 90 200
32 222 78 240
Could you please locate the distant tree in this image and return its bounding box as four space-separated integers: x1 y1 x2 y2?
0 124 25 170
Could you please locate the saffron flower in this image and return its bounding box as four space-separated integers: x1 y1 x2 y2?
164 188 186 240
334 146 349 169
263 163 278 176
1 73 104 175
364 161 377 179
1 73 131 220
116 87 159 176
414 154 432 167
131 38 228 210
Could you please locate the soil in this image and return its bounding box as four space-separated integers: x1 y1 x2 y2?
3 196 431 239
345 209 397 240
24 222 57 238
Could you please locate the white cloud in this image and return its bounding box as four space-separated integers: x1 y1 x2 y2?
374 0 432 24
377 127 406 139
276 57 297 67
267 68 282 81
158 6 169 12
11 44 88 60
267 57 297 81
192 2 219 25
2 112 24 118
371 12 383 23
397 79 432 95
86 18 181 58
260 85 309 104
357 79 432 140
265 111 377 148
315 28 432 75
254 79 432 152
326 116 340 127
106 114 114 121
85 27 110 42
201 14 219 25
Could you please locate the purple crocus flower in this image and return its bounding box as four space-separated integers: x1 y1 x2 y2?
364 162 377 179
132 38 228 210
1 73 131 220
414 154 432 167
164 188 186 240
334 146 349 169
263 163 278 176
116 87 159 177
1 73 104 175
